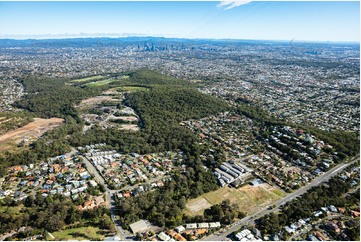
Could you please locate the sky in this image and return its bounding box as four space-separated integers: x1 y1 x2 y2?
0 1 359 42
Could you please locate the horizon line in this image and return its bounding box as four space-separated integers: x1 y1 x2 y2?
0 35 359 44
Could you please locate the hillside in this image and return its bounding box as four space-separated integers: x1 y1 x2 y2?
124 87 229 128
124 69 191 86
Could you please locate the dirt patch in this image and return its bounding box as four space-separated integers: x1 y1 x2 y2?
185 198 212 215
0 118 64 151
119 107 137 116
102 89 118 95
119 124 140 131
76 96 114 109
112 116 138 122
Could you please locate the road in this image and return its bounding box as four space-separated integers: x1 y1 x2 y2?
81 153 171 240
80 155 131 240
81 154 169 192
202 156 359 241
80 155 106 185
109 194 133 240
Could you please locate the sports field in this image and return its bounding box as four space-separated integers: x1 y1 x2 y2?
69 75 105 83
184 183 286 216
85 79 116 87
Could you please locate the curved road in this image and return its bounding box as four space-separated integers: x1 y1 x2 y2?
202 156 359 241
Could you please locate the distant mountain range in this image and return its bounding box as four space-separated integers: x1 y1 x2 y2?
0 36 358 48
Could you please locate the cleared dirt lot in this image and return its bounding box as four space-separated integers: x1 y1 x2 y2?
184 183 286 216
111 116 138 122
185 198 213 215
0 118 64 151
119 124 140 131
76 96 115 109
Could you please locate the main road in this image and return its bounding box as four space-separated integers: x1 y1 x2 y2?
202 156 359 241
79 155 131 240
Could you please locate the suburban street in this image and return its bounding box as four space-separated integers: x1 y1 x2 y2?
81 151 359 242
80 155 168 193
109 198 132 241
80 155 131 240
202 156 359 241
80 155 106 186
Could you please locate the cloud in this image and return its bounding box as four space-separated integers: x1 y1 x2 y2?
217 1 252 10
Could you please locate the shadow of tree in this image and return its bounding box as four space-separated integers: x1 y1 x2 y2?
69 232 100 241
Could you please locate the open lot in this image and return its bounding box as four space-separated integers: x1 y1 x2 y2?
119 124 140 131
86 79 116 87
77 91 140 132
69 75 105 83
111 116 138 122
76 96 116 109
0 118 64 151
185 197 213 215
50 226 106 240
184 183 286 217
102 89 119 95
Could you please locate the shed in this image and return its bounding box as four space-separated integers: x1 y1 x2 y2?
186 223 197 229
129 219 149 234
249 178 264 186
158 232 170 241
175 225 185 233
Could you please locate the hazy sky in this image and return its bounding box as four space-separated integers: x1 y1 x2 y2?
0 1 359 41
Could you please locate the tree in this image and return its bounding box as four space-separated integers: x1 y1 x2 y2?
24 194 35 207
99 184 106 193
45 214 66 232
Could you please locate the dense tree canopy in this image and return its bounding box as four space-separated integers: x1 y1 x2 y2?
15 77 104 119
125 69 191 86
125 87 229 128
0 195 114 236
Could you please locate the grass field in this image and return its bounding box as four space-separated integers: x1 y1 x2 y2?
51 226 105 240
118 86 149 92
0 204 25 214
70 75 105 83
272 188 286 197
86 79 116 87
184 184 286 217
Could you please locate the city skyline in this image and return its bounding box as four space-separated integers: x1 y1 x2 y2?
0 1 360 42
